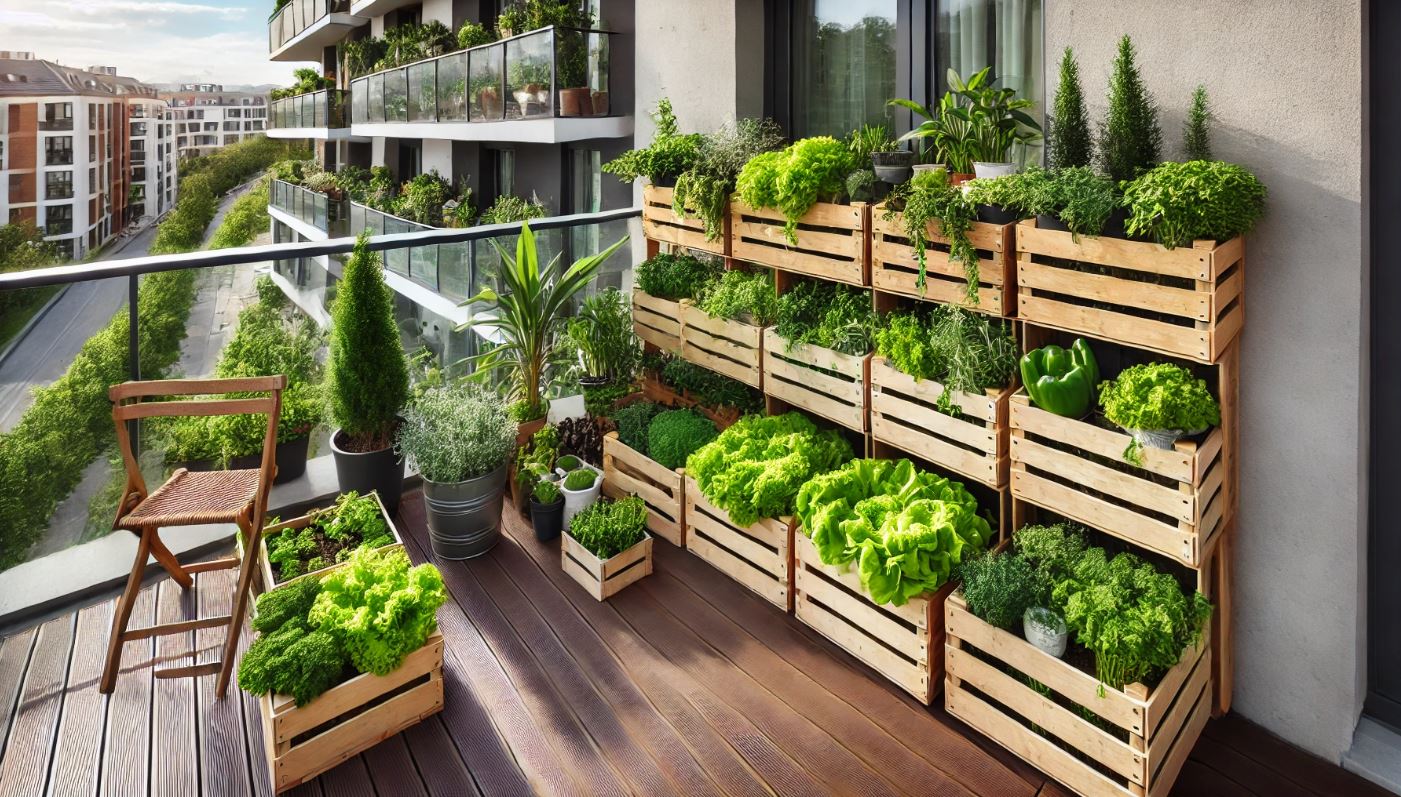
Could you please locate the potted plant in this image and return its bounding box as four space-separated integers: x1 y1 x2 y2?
555 454 582 473
891 66 1041 183
327 234 411 514
396 384 517 559
529 478 564 542
1022 606 1068 658
222 383 321 482
566 287 641 390
602 98 703 188
560 465 601 530
1122 160 1267 249
562 496 652 600
1099 363 1221 462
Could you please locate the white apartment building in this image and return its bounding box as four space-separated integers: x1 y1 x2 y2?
162 83 268 160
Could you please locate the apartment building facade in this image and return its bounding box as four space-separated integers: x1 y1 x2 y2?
161 83 268 160
0 54 176 260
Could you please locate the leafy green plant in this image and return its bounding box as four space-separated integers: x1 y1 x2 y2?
310 547 448 676
582 381 632 416
396 384 515 484
457 21 497 49
886 168 980 300
1097 35 1162 183
478 194 548 225
568 496 648 559
736 137 855 244
563 467 599 490
237 617 347 706
556 415 606 464
1013 523 1089 597
1183 85 1212 161
875 305 1017 411
672 118 786 241
795 458 992 605
1099 363 1221 432
614 401 660 454
647 409 717 470
774 279 875 355
634 251 720 301
1049 48 1092 169
698 268 778 325
892 67 1041 173
393 170 451 225
657 356 764 414
566 288 640 381
533 479 561 504
603 98 703 184
556 454 582 471
960 550 1042 629
251 576 322 635
265 491 394 582
686 412 853 526
1122 160 1266 248
327 233 409 448
515 424 558 494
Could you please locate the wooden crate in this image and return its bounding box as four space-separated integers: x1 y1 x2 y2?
869 357 1011 489
730 199 869 286
561 530 654 601
637 376 743 430
945 592 1210 797
642 183 728 257
684 475 794 611
633 289 683 353
872 204 1015 315
1015 219 1244 364
260 632 445 793
761 333 869 432
602 431 686 546
1009 391 1229 568
793 532 956 705
258 491 403 592
679 300 765 388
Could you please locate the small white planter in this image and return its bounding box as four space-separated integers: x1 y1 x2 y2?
560 464 602 531
1023 607 1068 658
973 161 1019 179
912 163 947 175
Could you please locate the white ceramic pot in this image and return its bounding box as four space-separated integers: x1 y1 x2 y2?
973 161 1019 179
560 464 602 531
1023 607 1068 658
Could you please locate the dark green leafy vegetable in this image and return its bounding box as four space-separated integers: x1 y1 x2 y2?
774 279 875 355
568 496 648 559
647 409 717 470
613 401 661 454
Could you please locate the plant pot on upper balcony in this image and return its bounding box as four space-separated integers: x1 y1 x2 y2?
590 90 609 116
478 87 503 118
559 87 593 116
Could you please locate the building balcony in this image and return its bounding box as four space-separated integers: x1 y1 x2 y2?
268 0 366 62
268 178 347 239
267 89 365 141
349 26 631 144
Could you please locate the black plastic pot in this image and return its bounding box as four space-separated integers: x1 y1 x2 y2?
578 375 611 389
650 175 677 188
1036 213 1069 232
331 428 406 515
1101 207 1132 239
229 434 310 484
976 204 1020 225
530 495 565 543
872 151 915 185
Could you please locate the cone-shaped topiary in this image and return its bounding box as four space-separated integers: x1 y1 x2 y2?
1048 47 1093 169
1183 84 1213 161
326 232 409 449
1096 35 1161 183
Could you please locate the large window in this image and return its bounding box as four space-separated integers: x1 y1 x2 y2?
45 171 73 200
790 1 898 138
45 205 72 236
41 103 73 132
45 136 73 166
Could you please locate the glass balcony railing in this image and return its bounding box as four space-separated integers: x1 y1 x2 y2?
269 90 350 130
350 26 615 126
269 179 346 235
268 0 350 53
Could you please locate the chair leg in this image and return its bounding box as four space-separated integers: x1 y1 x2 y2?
100 530 151 693
215 517 261 699
148 529 193 590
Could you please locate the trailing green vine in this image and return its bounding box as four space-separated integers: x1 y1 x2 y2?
887 169 979 303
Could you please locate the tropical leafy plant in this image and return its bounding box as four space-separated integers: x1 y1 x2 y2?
1099 363 1221 432
698 269 778 325
774 279 875 355
736 136 855 244
1098 35 1162 183
1048 48 1092 169
1122 160 1266 248
327 234 410 448
396 384 516 483
892 66 1042 173
568 496 648 559
647 409 717 470
634 251 721 300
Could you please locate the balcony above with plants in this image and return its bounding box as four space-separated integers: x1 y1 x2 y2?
267 68 365 140
268 0 366 61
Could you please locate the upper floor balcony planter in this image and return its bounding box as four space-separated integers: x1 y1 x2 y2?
268 0 367 62
349 26 631 144
267 90 366 141
269 178 348 239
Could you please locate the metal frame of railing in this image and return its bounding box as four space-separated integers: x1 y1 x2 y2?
269 0 351 52
269 89 350 130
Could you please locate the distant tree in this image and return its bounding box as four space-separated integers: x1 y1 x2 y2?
1182 84 1213 161
1048 47 1093 169
1097 35 1162 183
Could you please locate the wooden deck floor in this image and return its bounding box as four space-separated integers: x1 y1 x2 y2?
0 490 1388 797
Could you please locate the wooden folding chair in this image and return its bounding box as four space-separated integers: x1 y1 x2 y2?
99 375 286 698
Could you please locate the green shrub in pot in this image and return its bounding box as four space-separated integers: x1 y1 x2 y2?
566 288 641 383
1048 47 1092 169
1097 35 1162 184
602 98 702 185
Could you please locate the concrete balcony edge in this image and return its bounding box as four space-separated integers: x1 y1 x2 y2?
269 12 367 62
349 114 633 144
267 127 368 142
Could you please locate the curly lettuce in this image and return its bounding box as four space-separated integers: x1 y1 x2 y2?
796 458 992 605
310 547 448 676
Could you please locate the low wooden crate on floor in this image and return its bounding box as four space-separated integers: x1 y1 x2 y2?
1015 219 1244 364
261 632 445 793
1009 392 1229 568
762 333 869 432
642 183 728 257
945 592 1210 797
602 431 685 546
872 204 1015 316
684 475 794 611
633 289 683 353
679 300 765 388
730 199 869 286
793 532 955 705
257 491 403 593
869 357 1011 489
561 530 654 601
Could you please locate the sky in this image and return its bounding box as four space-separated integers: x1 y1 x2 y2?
0 0 317 87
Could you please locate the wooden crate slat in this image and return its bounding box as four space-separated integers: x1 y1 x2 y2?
1018 261 1210 319
1015 436 1190 521
642 184 727 257
796 592 930 700
870 204 1013 315
562 532 654 601
761 334 868 432
1146 688 1212 797
684 476 792 610
1010 398 1196 482
794 566 927 662
730 199 868 286
1146 653 1211 760
1015 222 1211 280
679 302 764 388
633 289 683 353
602 433 685 546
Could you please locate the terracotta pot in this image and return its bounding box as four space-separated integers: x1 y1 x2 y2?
559 87 592 116
516 417 547 449
950 172 976 186
590 90 609 116
477 87 502 119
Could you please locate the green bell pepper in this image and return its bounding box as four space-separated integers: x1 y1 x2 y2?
1020 339 1099 418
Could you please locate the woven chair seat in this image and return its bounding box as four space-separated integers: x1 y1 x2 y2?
118 468 261 529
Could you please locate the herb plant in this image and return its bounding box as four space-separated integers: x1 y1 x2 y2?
1182 85 1213 161
687 412 853 526
563 467 598 490
613 401 660 454
886 168 980 301
657 356 764 414
310 547 448 676
568 496 648 559
533 479 562 504
582 381 633 416
774 279 875 355
1122 160 1266 248
673 118 786 241
1100 363 1221 432
736 137 856 244
634 251 721 301
1048 48 1092 169
566 288 641 382
875 305 1017 411
396 384 516 484
647 409 718 470
603 98 703 184
698 269 778 325
478 194 548 225
960 550 1042 629
265 491 394 582
1097 35 1162 184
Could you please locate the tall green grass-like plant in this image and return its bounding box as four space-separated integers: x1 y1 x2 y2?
1049 48 1092 169
1182 85 1213 161
1097 35 1161 183
327 233 409 448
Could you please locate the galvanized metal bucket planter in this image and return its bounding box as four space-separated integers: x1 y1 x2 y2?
424 463 508 560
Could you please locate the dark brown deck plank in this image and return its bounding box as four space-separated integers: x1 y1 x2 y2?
402 715 480 797
1201 714 1394 796
46 599 112 797
154 577 200 797
235 596 275 797
394 498 578 796
0 613 74 796
360 733 428 797
101 587 155 797
316 753 376 797
1188 728 1311 796
1173 759 1256 796
470 552 716 797
0 625 37 760
195 568 251 797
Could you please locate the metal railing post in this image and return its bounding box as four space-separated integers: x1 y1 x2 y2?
127 274 140 458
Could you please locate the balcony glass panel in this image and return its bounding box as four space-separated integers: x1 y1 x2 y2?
438 242 470 301
408 62 436 123
384 69 409 123
352 80 368 124
505 30 554 119
469 44 505 121
269 0 345 52
369 74 386 123
436 53 468 122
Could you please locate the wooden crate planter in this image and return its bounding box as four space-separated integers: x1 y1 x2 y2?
793 532 955 705
260 632 445 793
730 199 869 286
872 204 1015 315
679 300 765 388
684 475 794 611
869 357 1011 489
761 333 869 432
642 184 728 257
561 530 654 601
257 491 403 592
601 431 685 546
945 592 1210 797
1015 219 1244 364
633 289 683 353
1009 392 1229 568
637 375 743 430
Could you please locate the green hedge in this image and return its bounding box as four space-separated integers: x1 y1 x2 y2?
0 136 306 569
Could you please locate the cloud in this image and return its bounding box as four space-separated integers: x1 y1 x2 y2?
60 1 248 20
